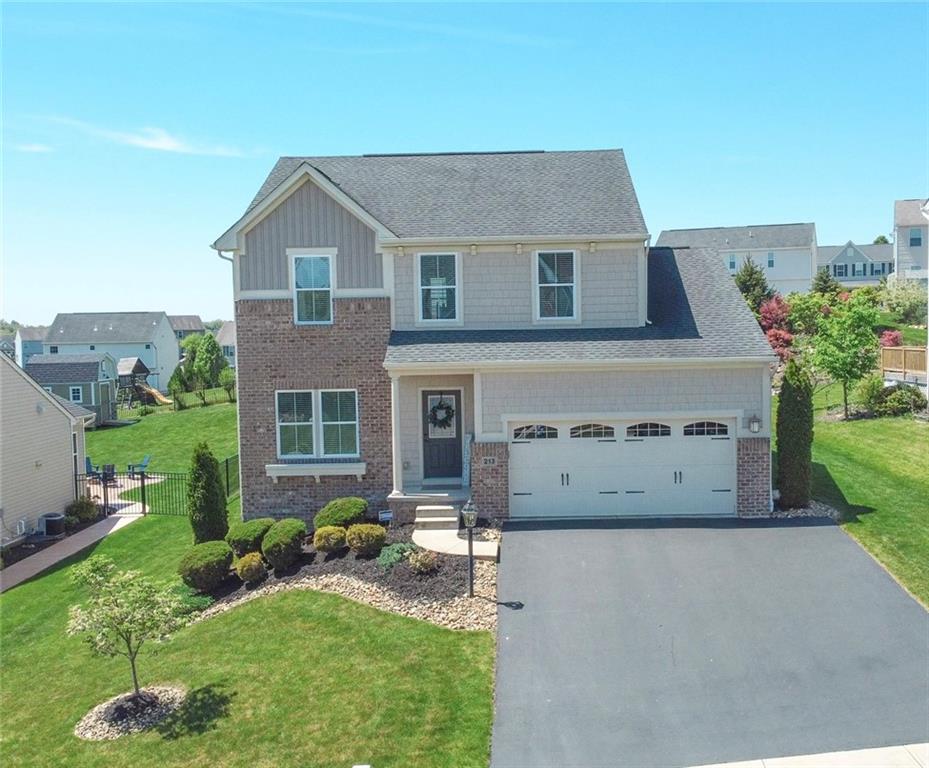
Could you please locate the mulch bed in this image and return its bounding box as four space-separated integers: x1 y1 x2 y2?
1 516 106 567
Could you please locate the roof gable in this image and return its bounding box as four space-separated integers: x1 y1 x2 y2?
25 353 112 384
168 315 204 332
0 354 81 423
894 199 929 227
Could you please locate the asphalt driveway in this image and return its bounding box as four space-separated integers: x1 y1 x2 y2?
492 518 929 768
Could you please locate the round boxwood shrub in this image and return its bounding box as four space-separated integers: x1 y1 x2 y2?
262 519 307 571
226 517 275 557
408 549 438 574
235 552 267 585
178 540 234 593
314 497 367 529
345 523 386 557
313 525 347 553
875 384 927 416
66 496 98 523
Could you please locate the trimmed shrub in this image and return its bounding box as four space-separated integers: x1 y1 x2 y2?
187 442 228 544
178 540 234 593
377 541 417 571
226 517 275 557
776 359 814 508
66 496 98 524
262 519 307 571
313 525 346 553
879 329 902 347
314 497 367 529
64 515 79 533
408 549 438 574
759 295 790 332
345 523 387 557
235 552 267 584
855 375 885 413
875 384 927 417
170 583 214 615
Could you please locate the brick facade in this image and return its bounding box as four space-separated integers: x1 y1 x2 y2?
469 441 509 520
235 297 393 522
736 437 772 517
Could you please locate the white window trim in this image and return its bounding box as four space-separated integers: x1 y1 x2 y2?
533 250 580 324
415 252 463 326
274 388 360 460
728 254 737 271
767 252 775 268
289 248 336 326
69 386 83 403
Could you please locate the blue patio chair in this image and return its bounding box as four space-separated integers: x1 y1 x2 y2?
85 456 101 481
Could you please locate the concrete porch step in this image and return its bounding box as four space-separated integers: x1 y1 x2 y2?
414 504 458 519
412 529 499 561
414 515 460 530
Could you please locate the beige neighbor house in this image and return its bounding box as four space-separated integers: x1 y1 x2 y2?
212 150 776 523
0 354 93 548
657 223 818 295
893 198 929 283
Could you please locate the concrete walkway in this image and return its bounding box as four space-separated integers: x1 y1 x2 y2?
690 742 928 767
412 528 499 560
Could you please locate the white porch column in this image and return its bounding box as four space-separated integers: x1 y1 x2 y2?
390 374 402 494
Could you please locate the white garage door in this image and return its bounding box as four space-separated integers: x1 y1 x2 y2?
508 418 737 518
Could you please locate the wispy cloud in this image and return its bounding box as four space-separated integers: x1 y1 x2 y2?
50 116 246 157
14 143 54 153
240 4 568 48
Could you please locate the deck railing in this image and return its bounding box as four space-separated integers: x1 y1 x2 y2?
881 346 927 383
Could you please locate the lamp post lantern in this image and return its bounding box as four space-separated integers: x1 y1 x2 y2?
461 500 478 598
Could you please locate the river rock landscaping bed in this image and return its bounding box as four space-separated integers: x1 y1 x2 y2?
198 522 498 631
772 499 841 520
74 685 187 741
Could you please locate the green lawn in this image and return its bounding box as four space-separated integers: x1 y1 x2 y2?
86 404 238 472
876 311 927 347
0 511 494 767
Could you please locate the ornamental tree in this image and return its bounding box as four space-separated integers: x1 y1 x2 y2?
759 294 790 332
812 293 879 418
879 330 902 347
734 256 774 315
193 333 227 389
776 359 814 508
188 442 228 544
68 556 185 700
786 291 833 336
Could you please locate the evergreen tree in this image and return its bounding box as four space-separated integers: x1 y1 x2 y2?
734 256 774 315
776 359 813 508
812 267 842 295
187 442 228 544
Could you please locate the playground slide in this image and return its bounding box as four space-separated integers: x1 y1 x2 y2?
138 383 173 406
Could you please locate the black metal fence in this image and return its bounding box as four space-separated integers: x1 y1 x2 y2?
75 454 239 517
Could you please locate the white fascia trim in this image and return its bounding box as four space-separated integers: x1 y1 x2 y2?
502 409 744 424
265 462 367 483
383 356 777 374
213 162 395 251
380 233 650 248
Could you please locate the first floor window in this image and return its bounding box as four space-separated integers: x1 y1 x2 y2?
852 262 867 277
276 389 359 459
69 386 82 403
537 251 576 319
909 228 923 248
419 253 458 321
294 255 333 324
49 346 58 354
834 264 847 278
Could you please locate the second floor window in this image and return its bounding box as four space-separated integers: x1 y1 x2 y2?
767 252 775 268
536 251 576 320
910 228 923 248
418 253 458 321
50 346 58 354
294 255 332 324
70 386 82 403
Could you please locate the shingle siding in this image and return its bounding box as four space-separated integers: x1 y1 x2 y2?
241 179 381 292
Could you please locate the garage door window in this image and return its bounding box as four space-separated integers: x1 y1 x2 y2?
684 421 728 437
513 424 558 440
570 423 614 439
626 422 670 438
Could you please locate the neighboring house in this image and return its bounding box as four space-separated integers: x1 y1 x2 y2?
14 325 47 367
216 320 236 369
25 353 118 425
43 312 178 391
0 335 14 360
212 150 776 524
0 354 92 548
893 198 929 282
817 241 894 286
656 223 817 294
168 315 205 345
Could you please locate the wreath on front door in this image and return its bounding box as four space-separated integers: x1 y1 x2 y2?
428 398 455 429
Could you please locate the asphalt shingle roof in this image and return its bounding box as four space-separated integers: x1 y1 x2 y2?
16 325 47 341
25 353 106 384
215 320 236 347
117 357 150 376
817 242 893 265
50 394 95 421
384 246 774 367
656 223 815 251
894 199 929 227
168 315 204 332
47 312 167 343
240 150 648 239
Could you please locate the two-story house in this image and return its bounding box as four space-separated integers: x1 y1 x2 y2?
817 241 894 286
893 198 928 282
14 325 47 367
168 315 205 345
656 223 817 295
213 150 775 523
215 320 236 369
25 352 118 424
43 312 179 391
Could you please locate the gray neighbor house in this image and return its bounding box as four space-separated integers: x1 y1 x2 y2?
817 241 894 286
213 149 776 525
24 353 118 425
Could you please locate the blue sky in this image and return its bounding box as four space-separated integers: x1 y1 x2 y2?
3 2 927 325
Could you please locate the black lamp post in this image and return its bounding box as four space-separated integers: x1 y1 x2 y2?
461 499 477 598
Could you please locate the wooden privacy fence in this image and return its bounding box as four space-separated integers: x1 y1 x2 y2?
881 346 927 382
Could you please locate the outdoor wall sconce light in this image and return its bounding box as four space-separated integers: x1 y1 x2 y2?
749 415 761 434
